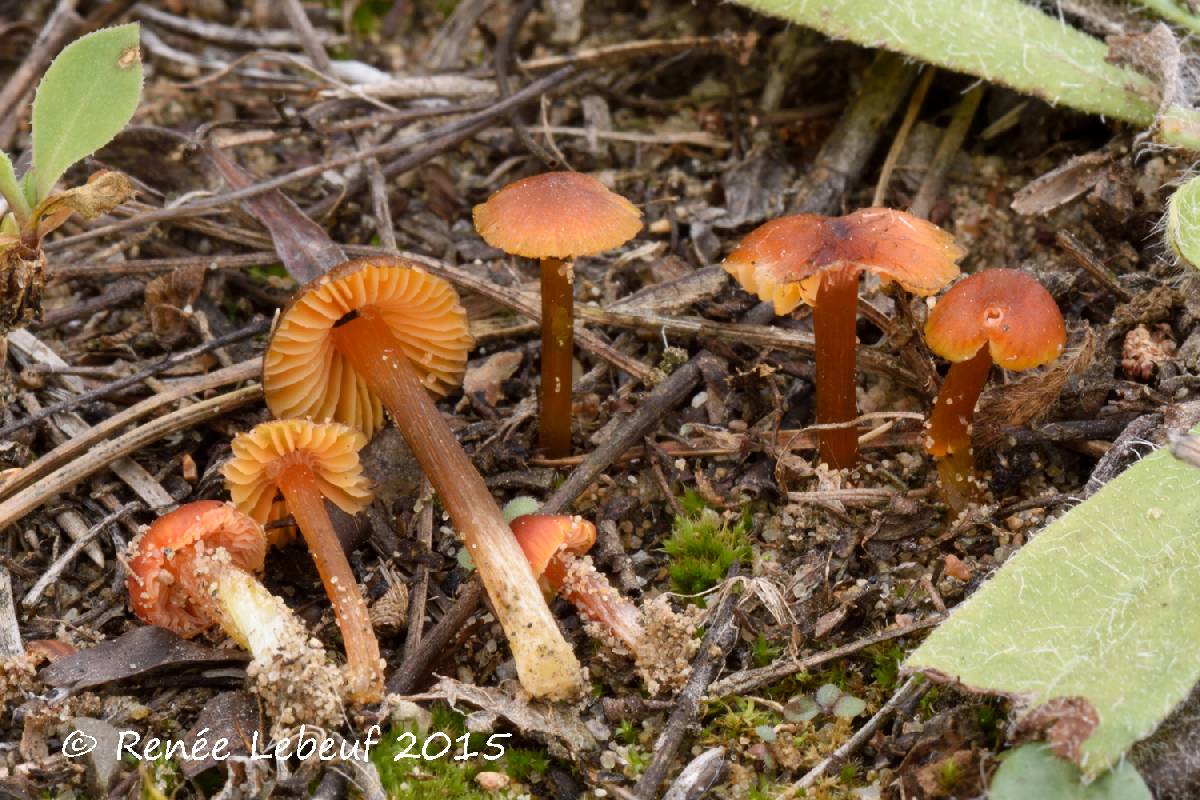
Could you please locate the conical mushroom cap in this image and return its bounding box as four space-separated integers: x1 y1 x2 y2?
722 208 964 315
263 257 473 437
126 501 267 638
473 172 642 259
925 268 1066 370
222 419 373 531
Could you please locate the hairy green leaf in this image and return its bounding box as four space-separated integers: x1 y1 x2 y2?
730 0 1200 148
30 23 142 202
906 426 1200 775
990 745 1151 800
0 151 28 222
1166 176 1200 269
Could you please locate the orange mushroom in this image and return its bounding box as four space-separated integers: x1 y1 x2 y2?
473 172 643 458
723 209 963 468
126 501 342 729
509 514 645 655
924 269 1066 510
221 419 381 703
261 257 583 700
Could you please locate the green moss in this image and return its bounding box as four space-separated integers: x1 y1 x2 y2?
663 498 752 598
868 643 906 691
752 634 783 668
371 704 552 799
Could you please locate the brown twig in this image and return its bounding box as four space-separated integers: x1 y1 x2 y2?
909 84 984 219
633 567 739 799
30 280 143 331
494 0 559 168
0 320 268 441
44 67 578 251
400 482 435 665
0 385 260 531
708 615 944 696
1056 230 1134 302
22 502 141 608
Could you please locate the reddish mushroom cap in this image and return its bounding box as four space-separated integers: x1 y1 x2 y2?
263 257 474 437
925 269 1066 370
472 172 643 259
126 501 267 638
509 514 597 578
722 208 964 315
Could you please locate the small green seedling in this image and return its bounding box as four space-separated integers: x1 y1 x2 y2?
0 23 143 332
783 684 867 722
989 744 1151 800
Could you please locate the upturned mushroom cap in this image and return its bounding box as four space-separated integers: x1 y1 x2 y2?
127 501 267 638
263 257 473 436
222 419 373 528
509 514 597 578
472 172 643 259
925 269 1066 370
722 208 964 315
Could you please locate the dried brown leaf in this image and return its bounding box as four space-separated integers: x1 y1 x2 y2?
462 350 523 406
144 263 205 346
31 171 133 240
429 676 597 758
975 327 1096 450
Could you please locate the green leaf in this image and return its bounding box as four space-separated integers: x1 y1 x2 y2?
783 696 819 722
1167 176 1200 269
832 694 866 719
905 425 1200 775
0 150 28 221
30 23 142 203
729 0 1200 148
990 745 1152 800
815 684 842 708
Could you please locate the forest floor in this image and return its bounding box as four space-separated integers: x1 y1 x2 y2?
1 1 1198 799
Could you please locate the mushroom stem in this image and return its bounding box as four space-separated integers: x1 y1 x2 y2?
539 257 574 458
275 461 383 703
812 264 862 469
542 551 645 654
183 552 303 659
333 310 583 699
926 347 993 510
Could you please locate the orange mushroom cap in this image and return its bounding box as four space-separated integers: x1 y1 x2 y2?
126 501 267 638
263 257 474 437
472 172 643 259
509 514 597 578
722 208 965 315
925 269 1066 370
222 419 373 529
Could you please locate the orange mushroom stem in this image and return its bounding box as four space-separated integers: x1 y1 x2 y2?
473 172 643 458
127 502 342 728
923 269 1066 511
509 514 646 654
264 259 583 700
722 209 963 470
223 420 382 703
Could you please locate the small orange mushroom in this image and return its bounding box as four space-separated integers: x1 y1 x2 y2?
222 419 381 703
924 269 1066 510
723 209 963 468
473 172 642 458
262 257 583 700
509 514 645 655
126 501 342 728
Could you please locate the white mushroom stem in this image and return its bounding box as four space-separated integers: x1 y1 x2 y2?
333 310 583 699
